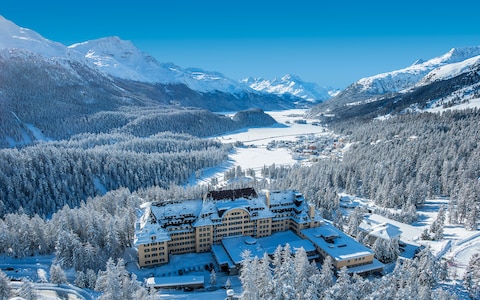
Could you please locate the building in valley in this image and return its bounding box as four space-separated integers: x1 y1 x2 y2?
133 188 321 267
134 188 383 275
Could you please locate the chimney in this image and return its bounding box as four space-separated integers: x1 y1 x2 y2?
308 204 315 219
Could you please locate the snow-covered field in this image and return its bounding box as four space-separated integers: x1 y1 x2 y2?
189 109 338 187
2 109 479 299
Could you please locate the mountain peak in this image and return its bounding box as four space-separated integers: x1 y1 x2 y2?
244 74 335 103
0 15 68 57
444 46 480 63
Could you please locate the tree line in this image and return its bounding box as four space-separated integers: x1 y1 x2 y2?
0 132 229 217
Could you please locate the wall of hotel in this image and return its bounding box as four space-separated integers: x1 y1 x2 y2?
220 208 254 238
167 226 196 255
138 240 169 267
195 225 213 252
335 253 375 269
255 218 272 237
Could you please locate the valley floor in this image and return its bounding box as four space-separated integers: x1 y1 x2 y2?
2 109 478 299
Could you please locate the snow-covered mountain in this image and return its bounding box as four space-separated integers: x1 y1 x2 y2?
354 46 480 95
418 54 480 86
69 37 248 93
0 16 305 146
310 47 480 122
242 74 339 103
0 15 315 99
0 15 70 58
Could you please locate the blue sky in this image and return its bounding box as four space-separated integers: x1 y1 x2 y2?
1 0 479 88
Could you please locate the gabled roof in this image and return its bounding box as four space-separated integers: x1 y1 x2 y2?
205 187 257 201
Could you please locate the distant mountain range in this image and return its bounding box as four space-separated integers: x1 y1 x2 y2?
0 15 332 147
309 46 480 122
2 14 480 145
241 74 340 104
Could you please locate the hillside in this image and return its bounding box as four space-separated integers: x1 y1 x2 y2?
0 16 299 147
309 47 480 122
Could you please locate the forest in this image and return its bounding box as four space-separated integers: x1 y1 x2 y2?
0 107 479 299
0 132 230 216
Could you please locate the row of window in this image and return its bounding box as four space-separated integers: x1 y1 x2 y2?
169 241 195 247
143 246 165 253
142 241 160 247
170 246 195 253
144 258 166 265
144 252 165 258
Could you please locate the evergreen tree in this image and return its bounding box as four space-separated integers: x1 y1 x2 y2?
95 258 143 300
256 252 273 299
224 277 232 290
18 278 37 300
209 269 216 286
49 264 67 285
0 270 10 300
463 253 480 299
318 256 335 293
239 250 257 300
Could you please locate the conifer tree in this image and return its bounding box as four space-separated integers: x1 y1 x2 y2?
0 270 11 300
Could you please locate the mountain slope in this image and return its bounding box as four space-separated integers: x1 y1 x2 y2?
309 47 480 123
242 74 338 103
69 37 248 94
0 16 297 147
0 15 71 58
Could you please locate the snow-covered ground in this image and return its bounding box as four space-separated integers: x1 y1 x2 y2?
189 109 339 187
2 108 478 299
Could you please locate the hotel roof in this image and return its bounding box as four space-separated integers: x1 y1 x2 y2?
220 230 316 265
302 223 374 262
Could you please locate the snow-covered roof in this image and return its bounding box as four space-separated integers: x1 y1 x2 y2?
211 244 235 268
345 258 384 274
145 275 204 288
134 189 318 246
362 214 422 242
361 221 402 240
302 224 374 262
220 230 316 265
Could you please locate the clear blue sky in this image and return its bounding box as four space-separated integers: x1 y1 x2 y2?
1 0 479 88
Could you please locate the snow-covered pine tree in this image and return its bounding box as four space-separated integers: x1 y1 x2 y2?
209 269 216 286
318 256 335 293
256 252 273 299
239 250 257 300
0 270 11 300
293 247 310 300
463 253 480 299
18 278 36 300
49 264 67 285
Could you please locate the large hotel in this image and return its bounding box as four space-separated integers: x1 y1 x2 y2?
134 188 383 274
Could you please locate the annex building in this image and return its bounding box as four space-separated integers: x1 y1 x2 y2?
134 188 383 274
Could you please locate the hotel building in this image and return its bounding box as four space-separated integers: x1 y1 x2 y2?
134 188 383 274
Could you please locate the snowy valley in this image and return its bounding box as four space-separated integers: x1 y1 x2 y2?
0 15 479 300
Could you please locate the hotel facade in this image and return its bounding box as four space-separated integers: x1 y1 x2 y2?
134 188 383 274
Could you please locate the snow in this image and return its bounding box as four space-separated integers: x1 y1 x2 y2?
190 109 338 187
355 46 480 94
419 55 480 85
302 224 375 262
69 37 250 94
145 275 204 288
0 16 69 58
219 230 316 265
0 16 256 95
242 74 336 102
426 97 480 113
364 214 422 244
